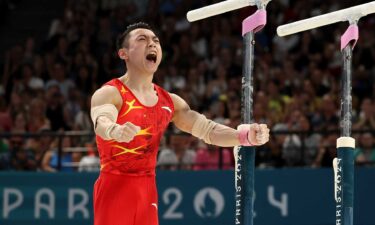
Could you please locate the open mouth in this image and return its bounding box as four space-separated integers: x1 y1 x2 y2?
146 53 157 63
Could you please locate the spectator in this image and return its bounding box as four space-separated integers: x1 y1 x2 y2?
1 0 375 170
354 98 375 130
298 114 321 166
73 96 92 131
355 132 375 166
194 143 233 170
41 136 75 172
11 112 27 132
45 86 68 131
45 62 75 98
258 123 287 168
9 136 37 171
28 129 55 170
78 143 100 172
282 110 303 166
27 98 51 132
0 95 12 132
0 126 10 170
311 94 339 131
312 127 338 168
158 134 196 170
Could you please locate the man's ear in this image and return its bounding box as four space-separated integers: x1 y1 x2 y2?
118 48 128 61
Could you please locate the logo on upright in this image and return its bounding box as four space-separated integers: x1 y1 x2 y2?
194 187 224 218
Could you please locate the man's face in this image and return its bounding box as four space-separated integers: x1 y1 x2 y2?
121 28 162 74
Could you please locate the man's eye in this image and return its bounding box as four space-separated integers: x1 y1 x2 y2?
154 39 160 43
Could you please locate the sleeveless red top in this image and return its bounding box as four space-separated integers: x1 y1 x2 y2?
96 79 174 176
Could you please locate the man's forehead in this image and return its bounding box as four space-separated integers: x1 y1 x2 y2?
130 28 157 37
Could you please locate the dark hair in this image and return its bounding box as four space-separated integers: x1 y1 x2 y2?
116 22 154 50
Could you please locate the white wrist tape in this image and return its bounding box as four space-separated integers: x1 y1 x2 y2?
90 104 119 128
191 114 217 144
105 123 119 140
91 104 119 140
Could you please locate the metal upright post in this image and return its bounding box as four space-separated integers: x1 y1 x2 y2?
335 23 358 225
235 6 267 225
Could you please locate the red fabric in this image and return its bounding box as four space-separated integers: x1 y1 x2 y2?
94 78 174 225
96 79 174 175
94 172 158 225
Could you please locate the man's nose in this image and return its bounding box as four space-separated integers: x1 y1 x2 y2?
148 40 157 47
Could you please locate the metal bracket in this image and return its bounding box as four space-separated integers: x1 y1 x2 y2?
255 0 271 9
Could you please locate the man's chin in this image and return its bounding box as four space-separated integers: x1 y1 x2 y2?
145 64 159 73
144 67 158 75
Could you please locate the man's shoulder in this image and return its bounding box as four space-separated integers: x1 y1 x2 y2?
154 84 172 97
167 92 184 105
95 84 119 95
91 84 122 106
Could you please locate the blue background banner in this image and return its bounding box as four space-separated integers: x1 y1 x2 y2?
0 168 374 225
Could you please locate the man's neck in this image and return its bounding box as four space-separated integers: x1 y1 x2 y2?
121 70 154 92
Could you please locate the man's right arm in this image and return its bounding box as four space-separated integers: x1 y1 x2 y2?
90 86 140 142
91 86 121 140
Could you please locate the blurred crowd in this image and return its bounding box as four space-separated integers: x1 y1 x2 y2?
0 0 374 172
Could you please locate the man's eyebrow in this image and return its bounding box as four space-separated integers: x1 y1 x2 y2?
136 34 147 38
136 34 159 39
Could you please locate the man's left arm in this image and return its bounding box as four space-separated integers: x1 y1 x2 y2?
170 93 269 147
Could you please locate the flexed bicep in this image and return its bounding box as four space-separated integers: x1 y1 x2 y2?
170 93 217 143
90 86 122 140
170 93 200 133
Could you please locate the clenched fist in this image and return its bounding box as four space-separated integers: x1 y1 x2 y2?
238 123 270 146
109 122 141 143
